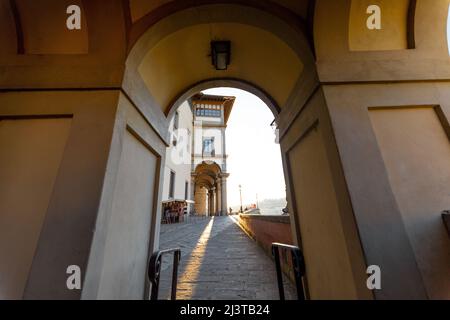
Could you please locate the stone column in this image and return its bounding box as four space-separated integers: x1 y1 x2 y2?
222 127 227 172
216 179 222 216
209 188 216 216
221 176 228 215
190 176 196 201
213 189 216 216
207 190 211 216
190 176 196 214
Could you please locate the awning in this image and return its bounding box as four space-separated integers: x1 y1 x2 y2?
162 199 195 204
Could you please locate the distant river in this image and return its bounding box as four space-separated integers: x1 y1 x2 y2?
231 198 287 215
258 199 287 215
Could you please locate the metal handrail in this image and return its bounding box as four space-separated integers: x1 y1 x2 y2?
148 248 181 300
272 243 306 301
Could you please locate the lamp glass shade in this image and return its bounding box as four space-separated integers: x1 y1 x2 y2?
211 41 231 70
216 53 228 70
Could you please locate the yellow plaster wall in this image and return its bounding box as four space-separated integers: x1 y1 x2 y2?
349 0 410 51
15 0 88 54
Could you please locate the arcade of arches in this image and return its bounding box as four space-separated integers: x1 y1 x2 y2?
0 0 450 300
193 162 229 217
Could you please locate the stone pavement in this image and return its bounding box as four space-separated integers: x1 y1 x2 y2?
157 216 296 300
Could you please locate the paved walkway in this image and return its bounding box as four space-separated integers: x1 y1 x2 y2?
158 216 296 300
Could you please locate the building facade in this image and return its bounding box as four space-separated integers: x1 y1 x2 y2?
161 94 235 217
161 101 193 207
191 94 235 216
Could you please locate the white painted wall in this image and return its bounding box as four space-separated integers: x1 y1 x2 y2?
162 102 193 201
97 130 157 300
194 122 227 172
370 107 450 299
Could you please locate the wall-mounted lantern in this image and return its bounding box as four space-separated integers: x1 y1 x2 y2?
211 41 231 70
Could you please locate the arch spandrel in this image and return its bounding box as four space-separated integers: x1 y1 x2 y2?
129 0 173 23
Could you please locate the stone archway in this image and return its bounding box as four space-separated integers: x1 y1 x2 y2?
120 2 373 301
0 0 449 300
193 161 228 216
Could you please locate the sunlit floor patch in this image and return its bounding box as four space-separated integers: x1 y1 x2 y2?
176 217 215 299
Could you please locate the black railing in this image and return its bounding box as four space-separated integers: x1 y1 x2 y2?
148 248 181 300
272 243 306 301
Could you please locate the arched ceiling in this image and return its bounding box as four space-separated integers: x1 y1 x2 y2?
196 175 215 189
195 162 222 176
137 22 303 112
194 162 223 189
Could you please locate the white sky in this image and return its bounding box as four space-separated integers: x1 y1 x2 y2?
202 88 286 207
